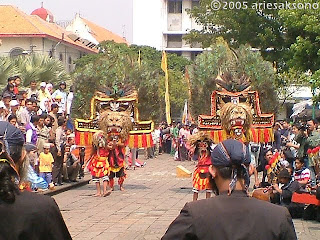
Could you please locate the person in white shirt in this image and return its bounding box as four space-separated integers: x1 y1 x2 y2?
152 126 161 157
66 86 74 116
38 82 52 102
52 82 67 113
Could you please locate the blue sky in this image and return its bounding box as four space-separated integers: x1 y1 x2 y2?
1 0 133 42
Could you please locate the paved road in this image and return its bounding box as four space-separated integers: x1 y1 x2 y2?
53 154 320 240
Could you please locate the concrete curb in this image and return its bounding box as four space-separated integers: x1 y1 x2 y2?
40 175 91 196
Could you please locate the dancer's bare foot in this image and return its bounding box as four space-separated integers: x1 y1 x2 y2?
93 193 101 197
102 190 112 197
111 187 114 191
120 186 125 191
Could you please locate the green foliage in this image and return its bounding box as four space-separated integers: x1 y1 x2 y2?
186 0 285 63
279 0 320 72
0 54 71 88
187 0 320 111
72 41 190 121
0 57 19 85
189 38 277 117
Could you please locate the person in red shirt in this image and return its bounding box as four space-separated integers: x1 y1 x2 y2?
13 76 21 95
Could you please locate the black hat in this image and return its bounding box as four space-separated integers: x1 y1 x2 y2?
211 139 251 195
0 121 24 147
60 81 66 86
24 143 37 152
278 169 291 179
211 139 251 167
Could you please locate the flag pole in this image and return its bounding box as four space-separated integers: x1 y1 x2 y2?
161 51 171 125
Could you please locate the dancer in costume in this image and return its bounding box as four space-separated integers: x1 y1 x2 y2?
106 134 126 191
86 131 111 197
97 107 133 191
189 132 214 201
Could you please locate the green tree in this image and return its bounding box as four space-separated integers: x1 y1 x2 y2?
186 0 285 63
13 54 71 87
279 0 320 72
0 57 19 85
188 38 277 117
72 41 190 121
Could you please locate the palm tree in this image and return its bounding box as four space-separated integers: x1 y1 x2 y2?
0 57 19 85
13 54 71 87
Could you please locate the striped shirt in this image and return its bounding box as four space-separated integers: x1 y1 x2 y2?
294 168 310 182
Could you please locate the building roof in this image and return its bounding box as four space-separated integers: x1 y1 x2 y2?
81 17 128 44
31 6 54 22
0 5 97 53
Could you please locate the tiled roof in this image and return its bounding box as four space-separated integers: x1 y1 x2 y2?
0 5 97 53
81 17 128 45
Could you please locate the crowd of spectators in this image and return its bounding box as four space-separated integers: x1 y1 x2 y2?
154 121 197 161
0 76 80 190
256 119 320 220
155 119 320 220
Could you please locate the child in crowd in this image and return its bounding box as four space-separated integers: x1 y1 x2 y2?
39 143 54 185
294 157 311 187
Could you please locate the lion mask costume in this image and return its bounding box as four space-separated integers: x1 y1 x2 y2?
98 109 133 142
220 102 252 140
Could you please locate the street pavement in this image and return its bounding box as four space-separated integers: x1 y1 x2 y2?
53 153 320 240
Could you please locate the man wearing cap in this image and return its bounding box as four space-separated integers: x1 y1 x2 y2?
162 139 297 240
54 94 64 116
38 82 52 102
2 91 12 110
10 99 19 116
52 82 67 114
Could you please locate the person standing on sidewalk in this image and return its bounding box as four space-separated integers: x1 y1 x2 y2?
52 117 66 186
162 139 297 240
38 143 54 186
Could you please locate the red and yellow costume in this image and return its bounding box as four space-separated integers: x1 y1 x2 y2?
193 155 211 192
88 148 110 178
189 133 213 193
106 138 126 188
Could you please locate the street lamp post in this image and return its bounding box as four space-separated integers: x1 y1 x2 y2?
310 78 317 119
306 70 317 119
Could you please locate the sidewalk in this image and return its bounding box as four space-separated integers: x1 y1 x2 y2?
40 174 91 196
52 153 320 240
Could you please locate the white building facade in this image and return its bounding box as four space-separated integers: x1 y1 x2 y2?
132 0 203 59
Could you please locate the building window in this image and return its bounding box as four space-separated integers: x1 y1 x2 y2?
68 56 72 64
59 53 63 62
168 1 182 13
167 34 183 48
9 47 24 58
